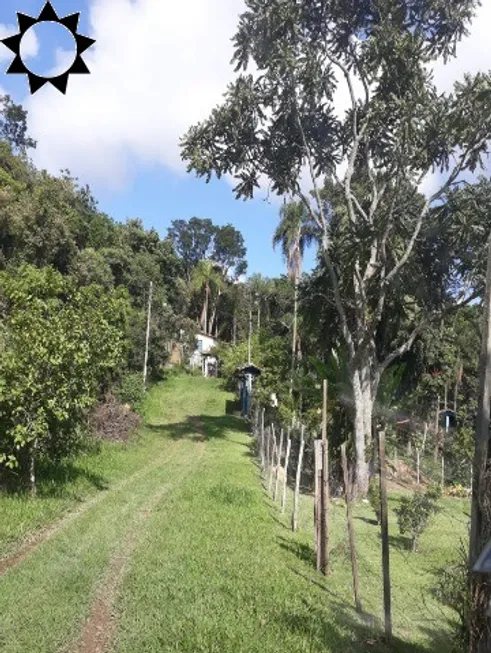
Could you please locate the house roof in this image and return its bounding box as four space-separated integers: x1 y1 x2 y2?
196 332 217 341
235 364 262 377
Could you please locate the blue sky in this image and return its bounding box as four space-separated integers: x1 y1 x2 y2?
0 0 488 279
0 0 318 278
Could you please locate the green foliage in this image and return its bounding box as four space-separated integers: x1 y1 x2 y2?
168 217 247 280
216 331 291 411
434 544 470 651
0 94 36 154
367 477 381 525
115 373 146 411
0 266 129 471
395 484 442 552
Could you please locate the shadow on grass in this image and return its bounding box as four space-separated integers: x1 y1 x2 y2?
277 535 317 568
356 515 379 526
277 600 447 653
146 413 249 443
1 458 109 498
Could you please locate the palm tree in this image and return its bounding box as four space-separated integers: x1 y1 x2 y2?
191 260 225 335
273 200 318 394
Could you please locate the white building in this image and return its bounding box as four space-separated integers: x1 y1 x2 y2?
189 332 218 377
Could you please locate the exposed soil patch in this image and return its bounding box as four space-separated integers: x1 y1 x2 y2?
386 459 426 491
70 484 169 653
70 440 205 653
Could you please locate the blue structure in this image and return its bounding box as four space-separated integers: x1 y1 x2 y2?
236 364 261 417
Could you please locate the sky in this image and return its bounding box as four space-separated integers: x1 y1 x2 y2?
0 0 490 277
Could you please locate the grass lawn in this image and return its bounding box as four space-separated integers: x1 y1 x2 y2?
0 375 468 652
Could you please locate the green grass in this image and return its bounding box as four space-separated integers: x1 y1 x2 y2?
0 376 468 652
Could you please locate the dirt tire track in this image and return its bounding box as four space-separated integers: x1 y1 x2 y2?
0 440 185 577
69 440 206 653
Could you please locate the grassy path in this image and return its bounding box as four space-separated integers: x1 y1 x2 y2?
0 376 466 652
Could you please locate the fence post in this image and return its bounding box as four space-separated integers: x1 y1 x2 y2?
378 429 393 642
268 424 277 494
320 380 330 576
292 425 305 533
281 432 292 514
341 442 362 612
260 408 265 469
314 440 322 568
273 428 284 502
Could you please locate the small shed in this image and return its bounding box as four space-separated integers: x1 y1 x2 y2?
235 363 262 417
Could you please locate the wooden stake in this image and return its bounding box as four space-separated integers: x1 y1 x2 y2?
441 453 445 492
268 424 277 493
281 434 291 514
321 380 330 575
434 395 440 462
314 440 322 568
143 280 153 387
260 408 265 469
341 443 361 612
273 429 284 501
378 430 392 641
422 421 428 453
292 425 305 533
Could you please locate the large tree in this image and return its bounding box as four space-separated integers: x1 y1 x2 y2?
181 0 491 493
273 200 316 395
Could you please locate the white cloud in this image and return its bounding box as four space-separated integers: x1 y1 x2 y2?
23 1 491 193
26 0 244 189
432 3 491 93
0 23 39 63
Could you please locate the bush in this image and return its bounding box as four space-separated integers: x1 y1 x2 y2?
368 477 381 524
395 484 442 551
434 543 470 651
116 373 146 410
446 483 471 499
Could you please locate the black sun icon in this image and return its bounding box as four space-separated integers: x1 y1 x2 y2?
0 1 96 95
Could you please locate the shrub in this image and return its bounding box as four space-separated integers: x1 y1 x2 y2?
116 372 146 410
434 543 470 651
367 477 381 524
446 483 470 499
395 484 442 551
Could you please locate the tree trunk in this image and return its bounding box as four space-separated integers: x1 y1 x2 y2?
469 233 491 653
209 289 221 337
292 426 305 533
233 314 237 345
200 286 209 333
290 275 299 396
341 443 362 612
352 369 370 495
